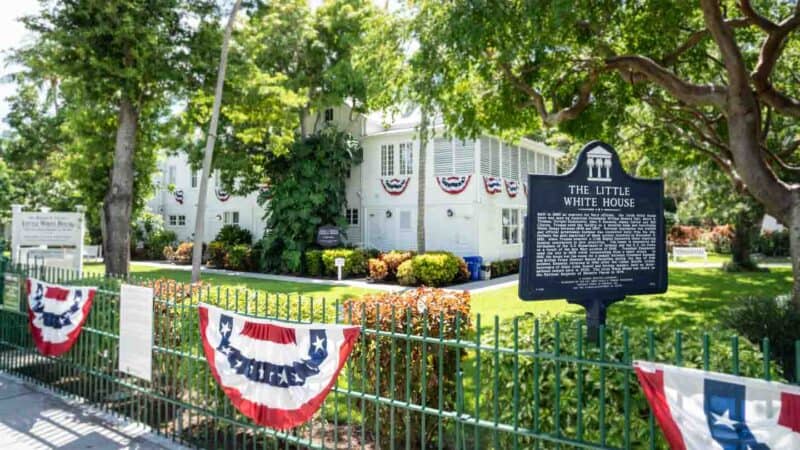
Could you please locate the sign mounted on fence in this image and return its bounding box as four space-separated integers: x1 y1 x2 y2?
3 273 21 312
119 284 154 382
519 141 667 336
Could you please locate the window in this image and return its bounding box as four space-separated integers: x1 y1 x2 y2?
168 215 186 227
346 208 359 225
223 211 240 225
434 138 475 176
381 144 395 176
191 170 198 188
168 215 177 226
178 215 186 226
324 108 334 122
399 142 413 175
502 209 520 245
168 166 176 185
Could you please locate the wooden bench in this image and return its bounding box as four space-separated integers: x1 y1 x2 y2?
672 246 708 261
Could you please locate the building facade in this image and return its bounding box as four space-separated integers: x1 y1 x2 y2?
147 105 563 262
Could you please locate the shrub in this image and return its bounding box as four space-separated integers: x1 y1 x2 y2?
169 242 194 264
368 258 388 281
304 250 324 277
668 225 704 246
411 253 459 286
321 248 367 278
754 230 790 257
206 241 227 268
380 250 413 279
139 229 177 260
342 288 472 449
700 224 733 253
721 294 799 381
224 244 252 271
479 315 777 449
214 224 253 246
396 259 416 286
280 249 302 274
490 258 520 278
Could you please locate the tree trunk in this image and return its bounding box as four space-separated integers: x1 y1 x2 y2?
791 199 800 307
416 110 428 253
731 209 757 270
191 0 242 283
103 98 138 277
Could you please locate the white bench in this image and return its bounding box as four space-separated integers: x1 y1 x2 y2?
672 246 708 261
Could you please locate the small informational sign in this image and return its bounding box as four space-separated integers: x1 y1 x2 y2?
119 284 154 381
519 141 667 337
3 273 22 312
334 257 346 268
316 225 341 248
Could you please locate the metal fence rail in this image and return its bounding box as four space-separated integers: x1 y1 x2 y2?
0 263 794 450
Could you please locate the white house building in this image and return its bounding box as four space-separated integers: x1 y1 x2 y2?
147 105 563 263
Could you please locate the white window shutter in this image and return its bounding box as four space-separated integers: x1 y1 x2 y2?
433 138 453 175
520 148 528 180
454 139 474 175
501 143 511 178
480 137 491 175
509 146 519 181
490 139 501 177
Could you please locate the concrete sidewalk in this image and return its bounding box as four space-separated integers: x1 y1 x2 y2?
0 373 186 450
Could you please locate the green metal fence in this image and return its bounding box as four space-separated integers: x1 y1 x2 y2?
0 263 794 449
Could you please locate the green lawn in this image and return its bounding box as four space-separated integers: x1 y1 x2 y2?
83 262 377 302
87 262 795 332
471 267 793 328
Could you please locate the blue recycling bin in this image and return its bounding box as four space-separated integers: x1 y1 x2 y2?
463 256 483 281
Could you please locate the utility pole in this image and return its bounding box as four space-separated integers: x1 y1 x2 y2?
191 0 242 283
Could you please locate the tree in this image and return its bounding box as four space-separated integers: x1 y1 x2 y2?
191 0 242 284
21 0 217 276
410 1 800 305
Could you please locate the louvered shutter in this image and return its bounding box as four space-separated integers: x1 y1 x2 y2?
520 148 528 180
454 139 474 174
509 146 519 181
480 137 491 175
433 138 453 175
501 143 512 178
490 139 501 177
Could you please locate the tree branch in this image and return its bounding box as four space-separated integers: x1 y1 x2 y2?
661 18 751 66
500 62 600 127
738 0 778 32
605 55 726 107
762 145 800 171
751 4 800 117
701 0 751 91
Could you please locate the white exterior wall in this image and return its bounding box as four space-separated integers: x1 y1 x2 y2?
146 152 266 243
147 105 562 262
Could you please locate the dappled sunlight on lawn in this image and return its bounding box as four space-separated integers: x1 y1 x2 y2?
471 267 793 330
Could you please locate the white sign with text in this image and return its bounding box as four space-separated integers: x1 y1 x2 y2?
119 284 154 382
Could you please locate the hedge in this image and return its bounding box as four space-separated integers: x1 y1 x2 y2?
342 288 472 448
320 248 368 278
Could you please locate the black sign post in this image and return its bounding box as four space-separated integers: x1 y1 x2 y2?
519 141 667 342
316 225 341 248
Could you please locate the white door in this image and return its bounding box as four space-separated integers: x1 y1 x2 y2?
395 209 416 251
367 209 391 251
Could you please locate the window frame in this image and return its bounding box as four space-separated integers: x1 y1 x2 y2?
399 142 413 175
501 208 521 245
223 211 240 225
324 108 334 122
381 144 395 177
346 208 359 226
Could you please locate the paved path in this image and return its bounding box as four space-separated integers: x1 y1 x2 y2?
0 373 186 450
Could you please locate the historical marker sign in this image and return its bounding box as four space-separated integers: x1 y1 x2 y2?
316 225 341 248
520 141 667 334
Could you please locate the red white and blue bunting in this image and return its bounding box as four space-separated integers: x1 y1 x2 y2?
174 189 184 205
380 178 410 196
435 175 471 195
505 180 520 198
27 278 97 357
483 176 502 195
216 189 231 202
199 303 360 430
